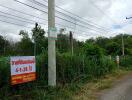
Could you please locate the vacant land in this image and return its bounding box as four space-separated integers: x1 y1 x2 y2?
100 72 132 100
72 69 130 100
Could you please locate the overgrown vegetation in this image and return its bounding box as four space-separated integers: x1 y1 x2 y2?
0 24 132 99
120 56 132 69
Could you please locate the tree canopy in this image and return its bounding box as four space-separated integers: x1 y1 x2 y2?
0 24 132 57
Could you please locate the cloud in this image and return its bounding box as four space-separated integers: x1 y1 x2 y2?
0 0 131 42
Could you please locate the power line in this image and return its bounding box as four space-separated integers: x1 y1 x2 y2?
0 4 71 28
42 0 111 31
0 10 46 25
0 4 77 32
13 0 110 33
0 11 99 37
0 9 99 37
13 0 106 33
0 8 98 36
0 4 48 22
27 0 110 32
0 3 107 37
88 0 117 24
50 0 127 34
0 19 94 39
0 19 32 29
88 0 128 33
0 14 36 25
13 0 76 24
28 0 76 20
56 25 99 36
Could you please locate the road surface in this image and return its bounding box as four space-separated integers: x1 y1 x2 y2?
100 74 132 100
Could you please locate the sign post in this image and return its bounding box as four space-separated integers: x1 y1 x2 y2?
10 56 36 85
116 55 120 68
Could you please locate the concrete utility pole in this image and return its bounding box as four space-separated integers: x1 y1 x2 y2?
69 31 73 56
122 34 125 56
124 16 132 56
48 0 56 86
34 23 38 56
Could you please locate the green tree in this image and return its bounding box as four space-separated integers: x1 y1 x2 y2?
32 24 47 55
106 42 121 55
56 33 70 53
83 43 104 59
0 35 10 56
0 35 6 56
17 30 34 56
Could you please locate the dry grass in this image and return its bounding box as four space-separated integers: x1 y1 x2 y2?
72 69 129 100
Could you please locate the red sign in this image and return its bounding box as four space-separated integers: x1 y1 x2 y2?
10 56 36 85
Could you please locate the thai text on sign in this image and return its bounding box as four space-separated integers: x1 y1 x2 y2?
10 56 36 85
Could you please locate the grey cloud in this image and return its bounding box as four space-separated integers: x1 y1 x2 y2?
0 0 131 41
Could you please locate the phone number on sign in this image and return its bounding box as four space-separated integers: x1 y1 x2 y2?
15 66 32 73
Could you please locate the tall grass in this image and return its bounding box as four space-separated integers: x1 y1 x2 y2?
57 53 116 84
0 57 10 87
0 53 117 99
120 56 132 69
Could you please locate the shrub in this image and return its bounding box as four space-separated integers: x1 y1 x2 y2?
0 53 116 89
56 53 84 83
83 43 105 59
0 57 10 87
120 56 132 69
56 53 116 84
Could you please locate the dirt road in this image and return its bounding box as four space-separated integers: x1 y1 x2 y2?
99 74 132 100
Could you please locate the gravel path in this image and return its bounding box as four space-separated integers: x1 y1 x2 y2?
100 74 132 100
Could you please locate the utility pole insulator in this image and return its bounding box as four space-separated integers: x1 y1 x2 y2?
35 23 38 28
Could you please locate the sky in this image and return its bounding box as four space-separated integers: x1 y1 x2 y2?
0 0 132 41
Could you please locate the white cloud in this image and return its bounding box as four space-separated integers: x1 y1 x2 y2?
0 0 131 41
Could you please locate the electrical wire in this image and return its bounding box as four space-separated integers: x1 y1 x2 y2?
0 19 32 29
27 0 110 32
0 12 99 37
0 10 46 25
0 14 35 25
88 0 117 24
13 0 110 33
0 9 99 36
42 0 111 31
88 0 128 33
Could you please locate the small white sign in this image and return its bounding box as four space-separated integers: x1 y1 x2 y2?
116 56 119 62
48 27 57 38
